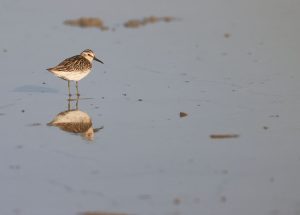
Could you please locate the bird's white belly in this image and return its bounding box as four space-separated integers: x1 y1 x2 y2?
54 69 91 81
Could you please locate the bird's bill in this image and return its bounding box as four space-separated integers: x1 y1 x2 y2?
94 57 104 64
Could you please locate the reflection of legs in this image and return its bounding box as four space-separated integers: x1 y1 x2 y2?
76 81 80 97
68 80 71 97
76 97 79 110
68 96 71 111
67 95 78 110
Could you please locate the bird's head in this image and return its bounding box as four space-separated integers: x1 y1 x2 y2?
80 49 104 64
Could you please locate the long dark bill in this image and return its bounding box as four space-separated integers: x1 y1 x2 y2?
94 57 104 64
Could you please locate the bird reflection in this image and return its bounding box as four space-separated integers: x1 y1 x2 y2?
47 96 103 141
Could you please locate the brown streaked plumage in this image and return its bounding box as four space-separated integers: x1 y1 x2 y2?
47 49 103 97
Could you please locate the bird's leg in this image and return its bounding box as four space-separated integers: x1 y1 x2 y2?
68 80 71 97
76 81 80 97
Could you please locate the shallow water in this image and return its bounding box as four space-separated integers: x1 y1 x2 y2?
1 0 300 214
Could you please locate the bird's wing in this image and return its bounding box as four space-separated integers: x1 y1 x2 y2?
48 55 92 72
54 55 81 72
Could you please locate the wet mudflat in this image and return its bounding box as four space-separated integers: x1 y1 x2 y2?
1 0 300 215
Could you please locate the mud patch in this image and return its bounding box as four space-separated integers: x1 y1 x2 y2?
63 16 176 30
124 16 176 28
64 17 109 30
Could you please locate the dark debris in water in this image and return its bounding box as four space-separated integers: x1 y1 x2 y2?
224 33 231 38
138 194 151 200
210 134 239 139
269 114 279 118
79 212 128 215
14 85 58 94
179 112 188 118
220 195 227 203
27 123 42 127
9 165 21 170
173 197 182 205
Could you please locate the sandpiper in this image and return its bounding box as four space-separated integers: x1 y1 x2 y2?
47 49 103 96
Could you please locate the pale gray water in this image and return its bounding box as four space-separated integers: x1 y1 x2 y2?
0 0 300 214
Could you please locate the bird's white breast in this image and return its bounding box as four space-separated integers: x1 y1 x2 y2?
54 69 91 81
